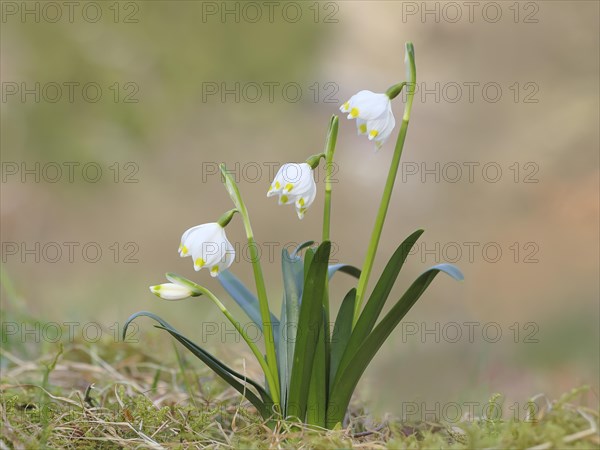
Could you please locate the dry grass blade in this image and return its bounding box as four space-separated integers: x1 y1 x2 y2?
2 340 598 449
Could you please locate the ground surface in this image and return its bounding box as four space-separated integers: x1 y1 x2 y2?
1 339 598 449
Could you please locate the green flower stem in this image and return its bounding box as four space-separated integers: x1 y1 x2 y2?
353 43 416 326
322 115 339 243
219 165 280 403
187 281 280 405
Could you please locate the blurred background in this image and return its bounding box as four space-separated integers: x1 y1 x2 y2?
2 1 598 417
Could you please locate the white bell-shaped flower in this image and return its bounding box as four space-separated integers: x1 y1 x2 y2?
340 90 396 149
149 283 194 300
267 163 317 219
178 222 235 276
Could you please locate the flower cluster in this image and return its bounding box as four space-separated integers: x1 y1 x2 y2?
128 43 464 430
150 75 405 297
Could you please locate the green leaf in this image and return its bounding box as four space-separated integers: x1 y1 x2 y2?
123 311 273 419
278 304 288 410
332 230 423 390
279 248 304 413
218 270 279 343
292 240 315 258
327 264 463 427
328 264 361 280
329 288 356 393
307 306 327 426
287 241 331 421
303 247 315 284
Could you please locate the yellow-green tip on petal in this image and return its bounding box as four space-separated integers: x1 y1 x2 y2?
149 285 161 296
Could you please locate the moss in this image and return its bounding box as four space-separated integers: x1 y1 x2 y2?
1 341 598 449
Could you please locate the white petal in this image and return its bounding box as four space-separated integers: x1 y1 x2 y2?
181 223 235 273
185 223 219 254
279 163 303 187
365 104 395 150
180 223 221 257
179 224 207 256
346 90 390 121
268 163 316 219
285 163 313 192
374 118 396 148
192 242 220 271
268 163 299 196
294 176 317 219
149 283 192 300
366 108 395 141
356 118 368 135
212 241 235 276
207 237 234 277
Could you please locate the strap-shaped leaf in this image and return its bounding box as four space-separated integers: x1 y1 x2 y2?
157 327 272 409
306 306 327 427
218 271 279 341
327 264 463 427
279 248 304 412
332 230 424 389
328 264 361 280
123 311 273 418
329 288 356 393
282 250 304 306
287 241 331 421
278 304 288 409
292 240 315 258
303 247 315 284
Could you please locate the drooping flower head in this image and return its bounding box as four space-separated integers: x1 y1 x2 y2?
178 222 235 276
267 162 317 219
340 90 396 150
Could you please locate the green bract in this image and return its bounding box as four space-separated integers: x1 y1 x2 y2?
123 42 463 429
